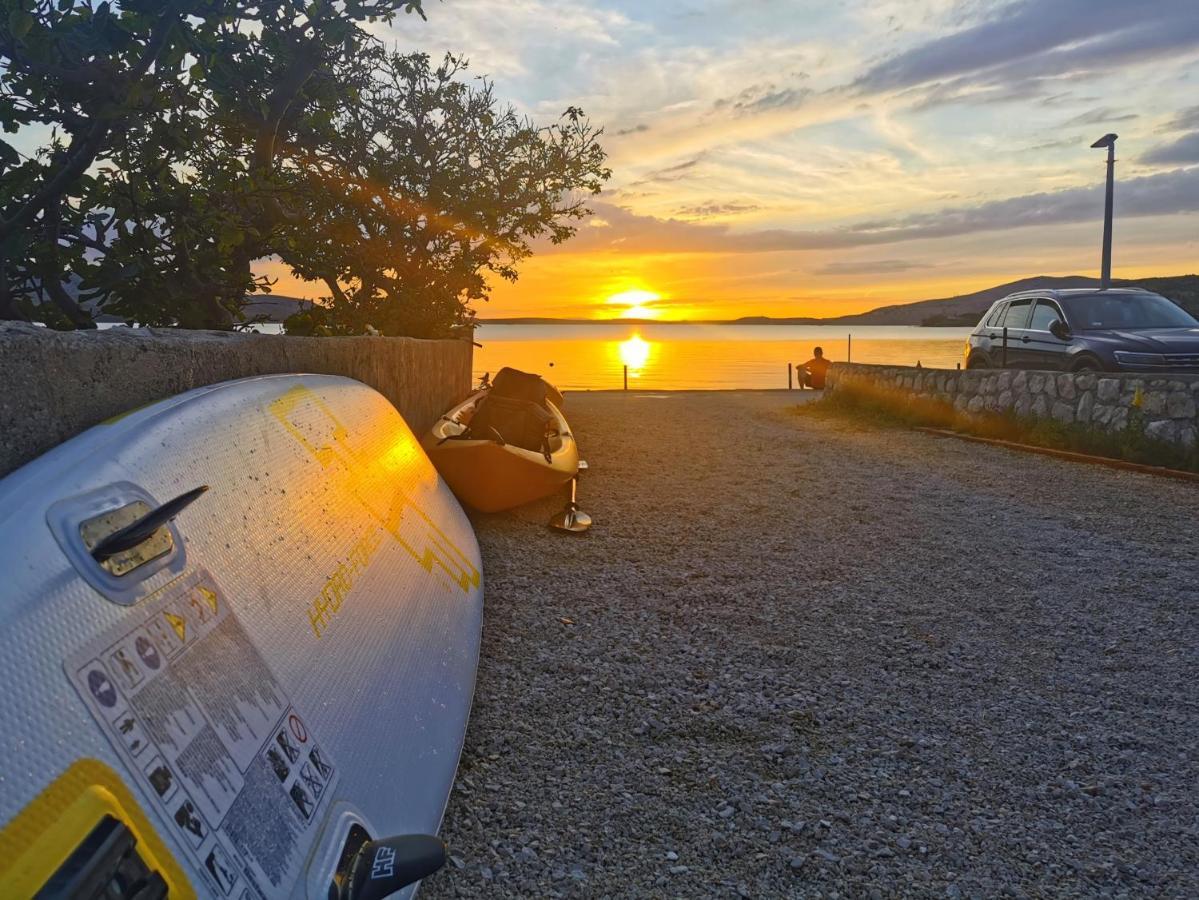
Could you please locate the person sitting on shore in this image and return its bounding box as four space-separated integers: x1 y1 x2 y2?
798 346 830 389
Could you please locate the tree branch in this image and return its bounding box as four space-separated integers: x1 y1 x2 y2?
41 192 95 328
0 3 183 239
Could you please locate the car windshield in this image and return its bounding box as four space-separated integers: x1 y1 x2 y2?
1060 293 1198 330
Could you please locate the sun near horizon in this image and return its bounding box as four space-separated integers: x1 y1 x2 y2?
602 289 665 320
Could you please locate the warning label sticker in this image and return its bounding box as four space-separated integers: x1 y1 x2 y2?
66 568 339 899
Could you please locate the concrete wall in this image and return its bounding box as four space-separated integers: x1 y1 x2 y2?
0 322 473 478
826 363 1199 450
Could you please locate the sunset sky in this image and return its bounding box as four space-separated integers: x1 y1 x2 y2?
268 2 1196 318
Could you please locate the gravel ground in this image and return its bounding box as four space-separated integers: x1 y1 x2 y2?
422 390 1199 899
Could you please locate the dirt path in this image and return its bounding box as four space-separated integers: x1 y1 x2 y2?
423 390 1199 899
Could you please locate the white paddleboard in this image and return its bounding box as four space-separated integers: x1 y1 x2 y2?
0 374 483 899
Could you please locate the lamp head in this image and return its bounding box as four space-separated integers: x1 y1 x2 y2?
1090 133 1118 149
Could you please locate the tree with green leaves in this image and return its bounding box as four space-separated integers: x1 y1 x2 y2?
3 1 607 335
280 51 609 337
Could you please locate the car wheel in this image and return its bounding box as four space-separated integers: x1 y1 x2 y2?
965 353 989 370
1070 357 1101 373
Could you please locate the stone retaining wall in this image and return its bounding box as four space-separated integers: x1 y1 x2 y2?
825 363 1199 450
0 322 473 478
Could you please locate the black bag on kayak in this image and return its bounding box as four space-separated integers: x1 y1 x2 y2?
490 367 564 410
470 394 556 454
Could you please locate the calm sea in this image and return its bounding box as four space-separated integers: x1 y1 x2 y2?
473 323 973 391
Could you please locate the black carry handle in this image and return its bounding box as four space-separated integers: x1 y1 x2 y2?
90 485 209 562
344 834 446 900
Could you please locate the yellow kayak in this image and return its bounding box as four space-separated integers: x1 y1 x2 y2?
425 370 579 513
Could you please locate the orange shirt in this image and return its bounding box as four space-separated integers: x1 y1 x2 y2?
804 356 830 388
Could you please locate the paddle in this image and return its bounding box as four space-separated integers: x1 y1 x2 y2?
549 460 592 533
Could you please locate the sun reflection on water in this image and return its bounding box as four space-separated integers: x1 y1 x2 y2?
617 333 653 376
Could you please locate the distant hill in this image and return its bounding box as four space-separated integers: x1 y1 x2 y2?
826 274 1199 326
478 274 1199 328
41 283 313 324
242 294 312 322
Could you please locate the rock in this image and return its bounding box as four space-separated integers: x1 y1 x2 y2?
1012 371 1028 393
1145 419 1177 443
997 390 1014 410
668 865 690 875
1097 378 1119 401
1057 375 1076 400
1031 395 1049 418
967 396 985 414
665 851 678 861
1051 401 1075 424
1014 396 1031 418
1142 391 1167 416
1075 373 1097 391
1167 391 1196 418
1043 375 1057 398
1076 391 1094 424
1029 373 1045 394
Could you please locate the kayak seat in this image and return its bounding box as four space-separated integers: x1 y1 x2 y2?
469 394 557 455
490 367 564 411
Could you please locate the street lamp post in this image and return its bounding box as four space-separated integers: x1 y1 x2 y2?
1091 133 1118 289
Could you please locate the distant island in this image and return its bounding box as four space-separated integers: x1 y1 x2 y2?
477 274 1199 328
148 273 1197 328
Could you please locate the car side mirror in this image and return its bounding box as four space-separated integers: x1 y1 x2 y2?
1049 319 1070 341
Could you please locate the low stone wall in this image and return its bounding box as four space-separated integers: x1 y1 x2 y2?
825 363 1199 449
0 322 473 478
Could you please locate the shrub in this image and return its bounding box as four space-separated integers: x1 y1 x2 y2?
798 380 1199 473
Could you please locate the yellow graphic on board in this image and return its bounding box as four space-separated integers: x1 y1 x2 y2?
307 530 383 639
268 384 480 638
198 585 218 616
164 612 187 643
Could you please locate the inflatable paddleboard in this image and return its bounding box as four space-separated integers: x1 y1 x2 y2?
0 374 483 899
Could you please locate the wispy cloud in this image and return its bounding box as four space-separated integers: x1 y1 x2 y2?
555 167 1199 255
1161 106 1199 132
813 259 935 275
712 82 813 116
1060 107 1139 128
1142 133 1199 165
857 0 1199 97
625 156 707 188
674 201 761 218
